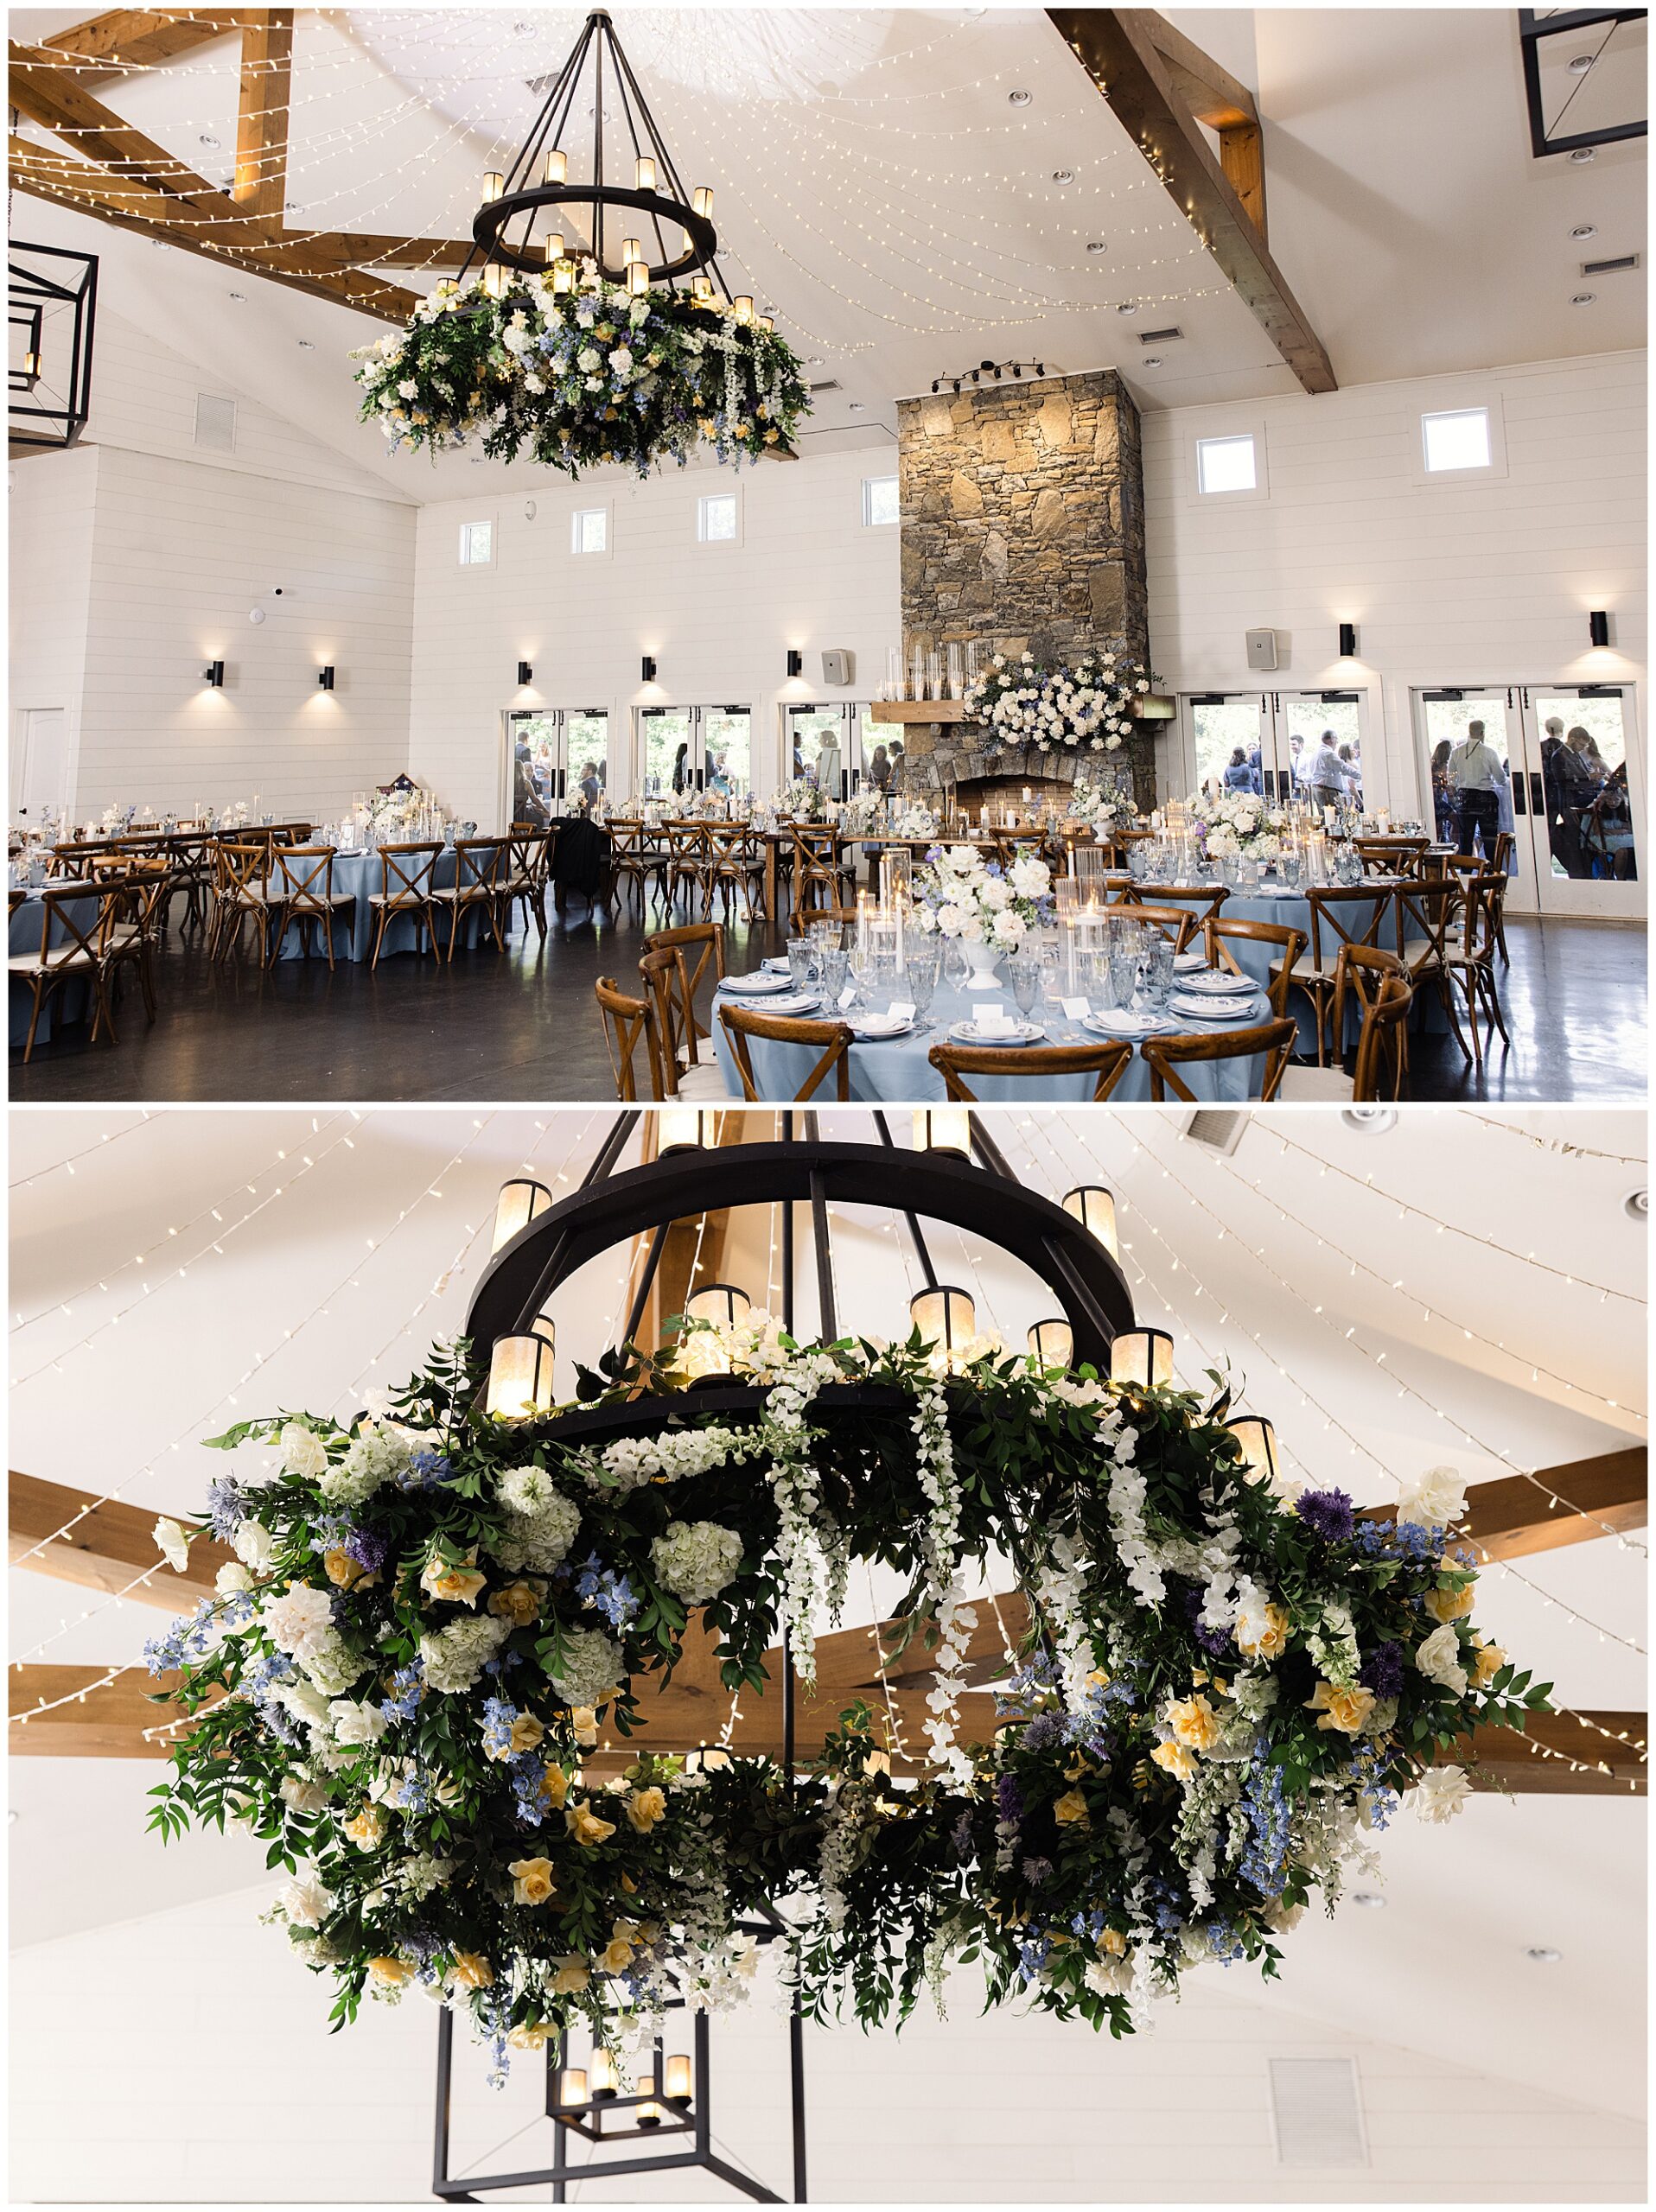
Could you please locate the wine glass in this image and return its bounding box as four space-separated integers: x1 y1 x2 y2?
1005 954 1041 1027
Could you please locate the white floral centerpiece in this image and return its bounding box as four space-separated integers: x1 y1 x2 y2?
963 647 1155 754
780 779 828 822
1067 778 1140 842
893 802 938 839
840 789 885 835
910 842 1054 984
1193 791 1289 861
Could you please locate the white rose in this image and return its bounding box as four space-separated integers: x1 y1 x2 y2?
281 1422 329 1481
152 1517 190 1573
991 909 1021 945
576 346 602 372
1397 1465 1467 1529
279 1775 328 1815
608 346 634 376
1413 1764 1473 1822
262 1582 337 1661
329 1698 389 1748
271 1677 331 1734
216 1561 253 1598
281 1874 334 1928
1414 1623 1468 1697
397 379 417 399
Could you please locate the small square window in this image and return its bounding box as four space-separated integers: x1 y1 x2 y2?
863 475 899 527
1196 434 1257 495
1422 408 1491 474
572 507 608 555
458 519 493 566
698 492 738 543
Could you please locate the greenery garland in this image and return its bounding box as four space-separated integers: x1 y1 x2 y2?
146 1314 1546 2086
353 263 812 477
963 647 1157 754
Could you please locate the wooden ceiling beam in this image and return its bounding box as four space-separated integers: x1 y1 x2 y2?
10 136 424 323
1045 7 1333 393
28 11 256 76
1357 1449 1646 1563
232 8 291 220
10 1470 234 1611
8 53 236 207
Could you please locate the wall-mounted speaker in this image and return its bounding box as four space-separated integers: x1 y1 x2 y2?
1245 628 1278 671
821 648 854 685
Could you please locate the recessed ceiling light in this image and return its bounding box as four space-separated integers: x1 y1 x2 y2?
1623 1187 1647 1221
199 133 220 149
1525 1946 1564 1964
1572 291 1596 304
805 356 825 366
1008 88 1032 107
848 401 865 412
1570 223 1598 239
1052 168 1075 185
513 17 532 31
297 339 315 350
1569 146 1597 163
1350 1891 1386 1910
227 290 245 302
1567 53 1596 72
1117 300 1139 316
1140 356 1162 367
1342 1107 1397 1133
1086 240 1108 253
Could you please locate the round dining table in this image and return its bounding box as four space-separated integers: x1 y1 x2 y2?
710 964 1276 1103
9 882 99 1046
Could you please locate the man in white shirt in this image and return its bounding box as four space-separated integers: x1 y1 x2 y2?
1306 728 1348 811
1447 719 1505 862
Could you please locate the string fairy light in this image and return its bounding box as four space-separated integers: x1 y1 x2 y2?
1461 1116 1647 1167
8 1111 152 1189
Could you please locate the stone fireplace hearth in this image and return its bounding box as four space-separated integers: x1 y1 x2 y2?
892 365 1156 809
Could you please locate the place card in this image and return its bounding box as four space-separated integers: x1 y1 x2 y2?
978 1002 1011 1033
1060 995 1091 1020
838 984 857 1009
887 1001 916 1021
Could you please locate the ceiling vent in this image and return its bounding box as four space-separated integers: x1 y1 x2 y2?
808 378 842 394
1137 326 1183 344
194 393 237 454
1270 2057 1369 2169
1580 251 1640 275
1180 1108 1246 1155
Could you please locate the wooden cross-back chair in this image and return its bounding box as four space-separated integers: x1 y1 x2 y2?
1273 883 1398 1066
500 829 551 943
367 841 440 967
1204 916 1307 1020
641 923 726 1066
1108 900 1201 954
429 837 506 961
10 883 120 1059
1141 1015 1300 1103
268 846 355 969
927 1039 1134 1102
788 825 855 924
1442 873 1510 1070
209 840 277 962
719 1001 854 1102
594 975 669 1100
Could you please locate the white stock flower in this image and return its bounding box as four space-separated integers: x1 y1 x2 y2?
1413 1764 1473 1822
1397 1465 1468 1529
271 1677 331 1735
280 1422 329 1481
1414 1623 1468 1696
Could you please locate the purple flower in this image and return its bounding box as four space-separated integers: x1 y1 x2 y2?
345 1524 392 1576
1022 1856 1054 1887
1020 1713 1063 1753
1359 1643 1404 1699
1296 1488 1356 1542
996 1774 1024 1827
1181 1586 1232 1657
206 1474 245 1541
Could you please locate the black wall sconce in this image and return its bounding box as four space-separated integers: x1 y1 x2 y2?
203 659 225 688
517 659 534 686
786 649 804 678
316 665 335 691
1337 622 1359 659
1589 610 1611 648
640 655 658 682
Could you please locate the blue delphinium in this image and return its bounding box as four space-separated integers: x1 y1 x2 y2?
576 1551 640 1630
379 1660 424 1724
1296 1487 1356 1542
1020 1712 1063 1753
205 1473 245 1541
1239 1742 1291 1898
950 1808 976 1861
481 1697 519 1760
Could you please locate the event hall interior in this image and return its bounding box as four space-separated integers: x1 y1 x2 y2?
7 1103 1646 2204
6 4 1647 1104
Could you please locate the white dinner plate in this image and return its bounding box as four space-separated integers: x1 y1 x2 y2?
748 993 820 1017
847 1014 914 1040
1168 994 1257 1022
1082 1010 1174 1038
1172 951 1206 971
950 1020 1044 1046
721 971 796 996
1176 968 1256 996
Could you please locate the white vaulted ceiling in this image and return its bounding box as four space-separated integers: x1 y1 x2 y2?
9 7 1646 499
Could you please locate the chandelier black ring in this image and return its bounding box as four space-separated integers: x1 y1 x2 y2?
471 185 717 283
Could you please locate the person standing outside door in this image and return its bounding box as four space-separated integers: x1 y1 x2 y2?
1306 728 1347 814
1448 720 1504 862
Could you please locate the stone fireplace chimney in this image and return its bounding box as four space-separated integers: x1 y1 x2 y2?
895 367 1154 807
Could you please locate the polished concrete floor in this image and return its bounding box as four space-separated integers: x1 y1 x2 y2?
9 895 1647 1105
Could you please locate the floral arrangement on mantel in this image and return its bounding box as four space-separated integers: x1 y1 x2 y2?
908 842 1054 955
963 647 1156 754
353 263 811 478
145 1317 1545 2086
1192 790 1291 861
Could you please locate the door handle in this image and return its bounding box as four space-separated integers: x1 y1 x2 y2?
1512 773 1526 817
1530 771 1545 816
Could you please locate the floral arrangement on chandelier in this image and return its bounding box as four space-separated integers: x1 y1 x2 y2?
908 842 1054 953
963 647 1156 754
1193 790 1291 861
144 1315 1546 2085
353 265 811 478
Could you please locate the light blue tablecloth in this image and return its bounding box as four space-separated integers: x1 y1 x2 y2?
1143 885 1397 1054
265 849 499 963
10 889 97 1047
711 971 1273 1102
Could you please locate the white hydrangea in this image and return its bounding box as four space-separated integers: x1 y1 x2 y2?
419 1614 510 1694
320 1424 410 1508
398 1853 456 1900
299 1630 366 1699
280 1421 330 1481
262 1581 337 1661
650 1520 744 1606
488 1466 582 1573
546 1625 623 1709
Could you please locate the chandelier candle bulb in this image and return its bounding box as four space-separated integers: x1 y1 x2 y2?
491 1178 553 1256
664 2053 693 2103
482 263 506 299
621 239 642 268
589 2048 619 2099
691 276 714 302
485 1331 556 1421
1062 1185 1118 1259
909 1285 977 1375
1028 1319 1074 1370
627 260 649 296
733 296 754 322
913 1106 971 1155
657 1107 718 1154
681 1284 752 1379
552 257 576 294
542 148 567 187
1110 1326 1174 1390
541 232 564 264
634 156 656 192
692 186 714 219
557 2068 588 2112
1226 1414 1281 1488
757 315 774 332
635 2073 662 2128
481 170 505 204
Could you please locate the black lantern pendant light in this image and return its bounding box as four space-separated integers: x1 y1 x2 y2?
467 10 756 318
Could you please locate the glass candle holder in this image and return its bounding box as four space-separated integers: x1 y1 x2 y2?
1226 1414 1280 1488
909 1285 976 1374
485 1329 556 1421
1110 1327 1173 1390
913 1106 970 1154
1062 1185 1118 1260
491 1177 553 1255
680 1283 751 1378
1027 1318 1074 1370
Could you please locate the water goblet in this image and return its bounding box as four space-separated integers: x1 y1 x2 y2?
904 949 940 1033
787 935 818 994
1005 954 1041 1025
818 946 850 1011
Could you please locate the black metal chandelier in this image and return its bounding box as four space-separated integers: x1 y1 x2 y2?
465 9 759 322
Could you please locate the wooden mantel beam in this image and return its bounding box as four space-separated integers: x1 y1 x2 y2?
1046 7 1334 394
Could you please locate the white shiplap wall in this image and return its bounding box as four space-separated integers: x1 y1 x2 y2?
407 448 901 824
9 1884 1645 2205
1141 350 1648 817
8 442 98 812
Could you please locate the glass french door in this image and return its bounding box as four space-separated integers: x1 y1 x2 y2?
785 703 867 798
504 708 610 823
701 707 753 798
636 707 754 799
1186 692 1367 806
1414 686 1644 919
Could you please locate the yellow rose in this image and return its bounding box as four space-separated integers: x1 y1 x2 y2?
421 1552 487 1608
1304 1681 1378 1734
601 1936 636 1974
549 1955 590 1995
1424 1580 1476 1624
1151 1740 1198 1781
487 1580 543 1626
1166 1694 1222 1752
626 1786 667 1834
451 1952 493 1990
508 1855 557 1907
322 1546 372 1591
508 1713 545 1757
1053 1789 1091 1826
565 1799 618 1848
509 2020 557 2050
571 1707 600 1748
344 1806 387 1850
367 1955 414 1987
1237 1602 1291 1661
1472 1639 1507 1688
1099 1927 1127 1958
541 1762 570 1810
